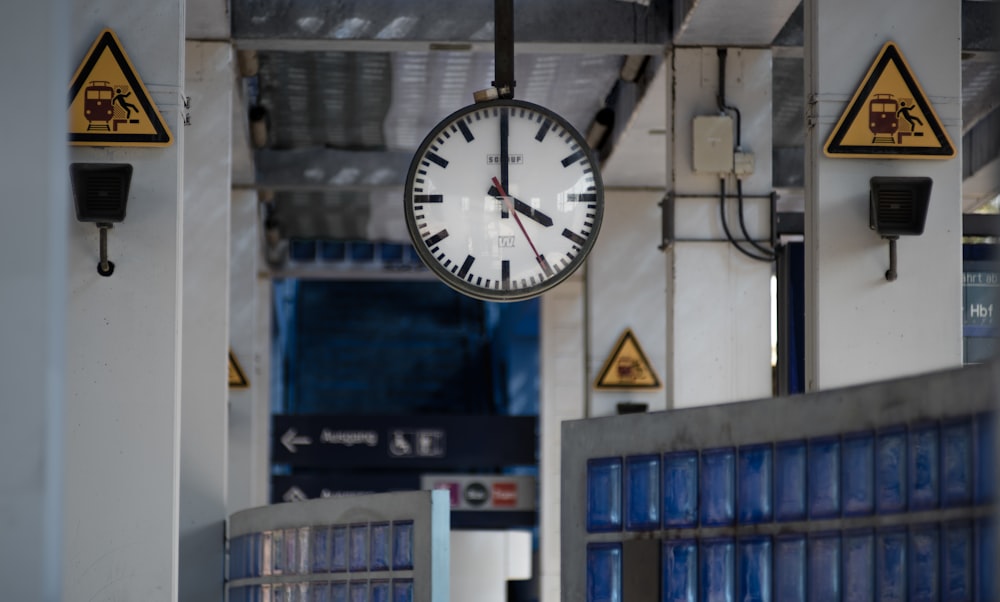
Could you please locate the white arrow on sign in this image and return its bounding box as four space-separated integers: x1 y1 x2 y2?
280 428 313 453
282 486 308 503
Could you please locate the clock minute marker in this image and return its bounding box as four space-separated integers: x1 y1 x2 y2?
424 229 449 247
426 152 449 168
457 120 474 142
561 149 586 167
561 228 587 247
458 255 475 279
535 118 552 141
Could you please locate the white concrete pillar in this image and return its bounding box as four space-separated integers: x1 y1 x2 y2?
179 40 233 601
229 190 271 512
804 0 963 390
63 7 184 601
587 188 669 417
668 47 774 408
539 279 587 602
0 2 69 600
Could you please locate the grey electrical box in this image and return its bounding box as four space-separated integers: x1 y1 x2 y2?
692 115 734 174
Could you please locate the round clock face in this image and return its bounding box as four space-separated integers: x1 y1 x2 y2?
404 99 604 302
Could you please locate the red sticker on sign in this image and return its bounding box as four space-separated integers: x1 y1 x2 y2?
492 482 518 507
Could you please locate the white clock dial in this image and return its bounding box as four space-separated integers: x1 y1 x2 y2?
404 99 604 301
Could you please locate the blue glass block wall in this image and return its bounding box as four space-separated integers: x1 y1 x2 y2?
561 363 998 602
227 491 448 602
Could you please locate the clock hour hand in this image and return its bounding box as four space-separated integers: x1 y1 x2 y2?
487 185 554 227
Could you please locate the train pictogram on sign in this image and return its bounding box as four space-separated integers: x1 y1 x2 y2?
68 29 172 147
824 42 953 159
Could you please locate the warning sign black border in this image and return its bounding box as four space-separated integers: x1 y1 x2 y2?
824 42 954 159
229 349 249 388
594 328 662 390
68 29 172 147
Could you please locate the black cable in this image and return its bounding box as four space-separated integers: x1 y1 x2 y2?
736 179 776 259
717 47 773 261
719 178 773 262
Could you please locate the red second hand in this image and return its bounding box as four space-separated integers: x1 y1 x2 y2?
491 177 547 268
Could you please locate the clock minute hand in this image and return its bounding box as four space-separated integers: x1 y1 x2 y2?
499 107 510 219
491 177 554 277
487 185 554 227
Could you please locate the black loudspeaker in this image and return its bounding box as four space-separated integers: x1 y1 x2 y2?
869 176 932 237
70 163 132 223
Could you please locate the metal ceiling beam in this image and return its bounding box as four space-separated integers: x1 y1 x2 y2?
673 0 800 46
232 0 670 54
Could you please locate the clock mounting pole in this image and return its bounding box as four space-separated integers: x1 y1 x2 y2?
493 0 515 99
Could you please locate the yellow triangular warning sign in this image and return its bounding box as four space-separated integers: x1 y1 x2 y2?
229 349 249 388
594 329 661 389
824 42 953 159
68 29 172 147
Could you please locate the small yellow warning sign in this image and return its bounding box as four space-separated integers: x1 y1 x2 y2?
229 349 249 388
824 42 953 159
68 29 172 147
594 329 661 389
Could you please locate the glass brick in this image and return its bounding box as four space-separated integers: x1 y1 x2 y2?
371 580 390 602
330 582 348 602
626 454 660 530
349 524 368 572
349 581 368 602
370 523 390 571
910 423 940 510
975 412 996 504
842 432 874 516
298 527 311 575
663 451 698 528
738 536 771 602
250 532 262 578
311 526 331 574
842 530 874 602
587 542 622 602
942 522 972 602
876 426 907 513
587 457 623 532
737 444 773 524
331 526 348 572
392 521 413 570
976 518 995 602
272 529 285 575
272 583 288 602
662 539 697 602
808 532 840 602
700 537 734 602
700 448 735 527
284 528 299 574
775 440 806 521
309 581 331 602
774 535 805 602
808 436 840 518
230 534 246 580
942 419 973 507
392 580 413 602
260 531 273 577
909 524 939 602
876 528 907 601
